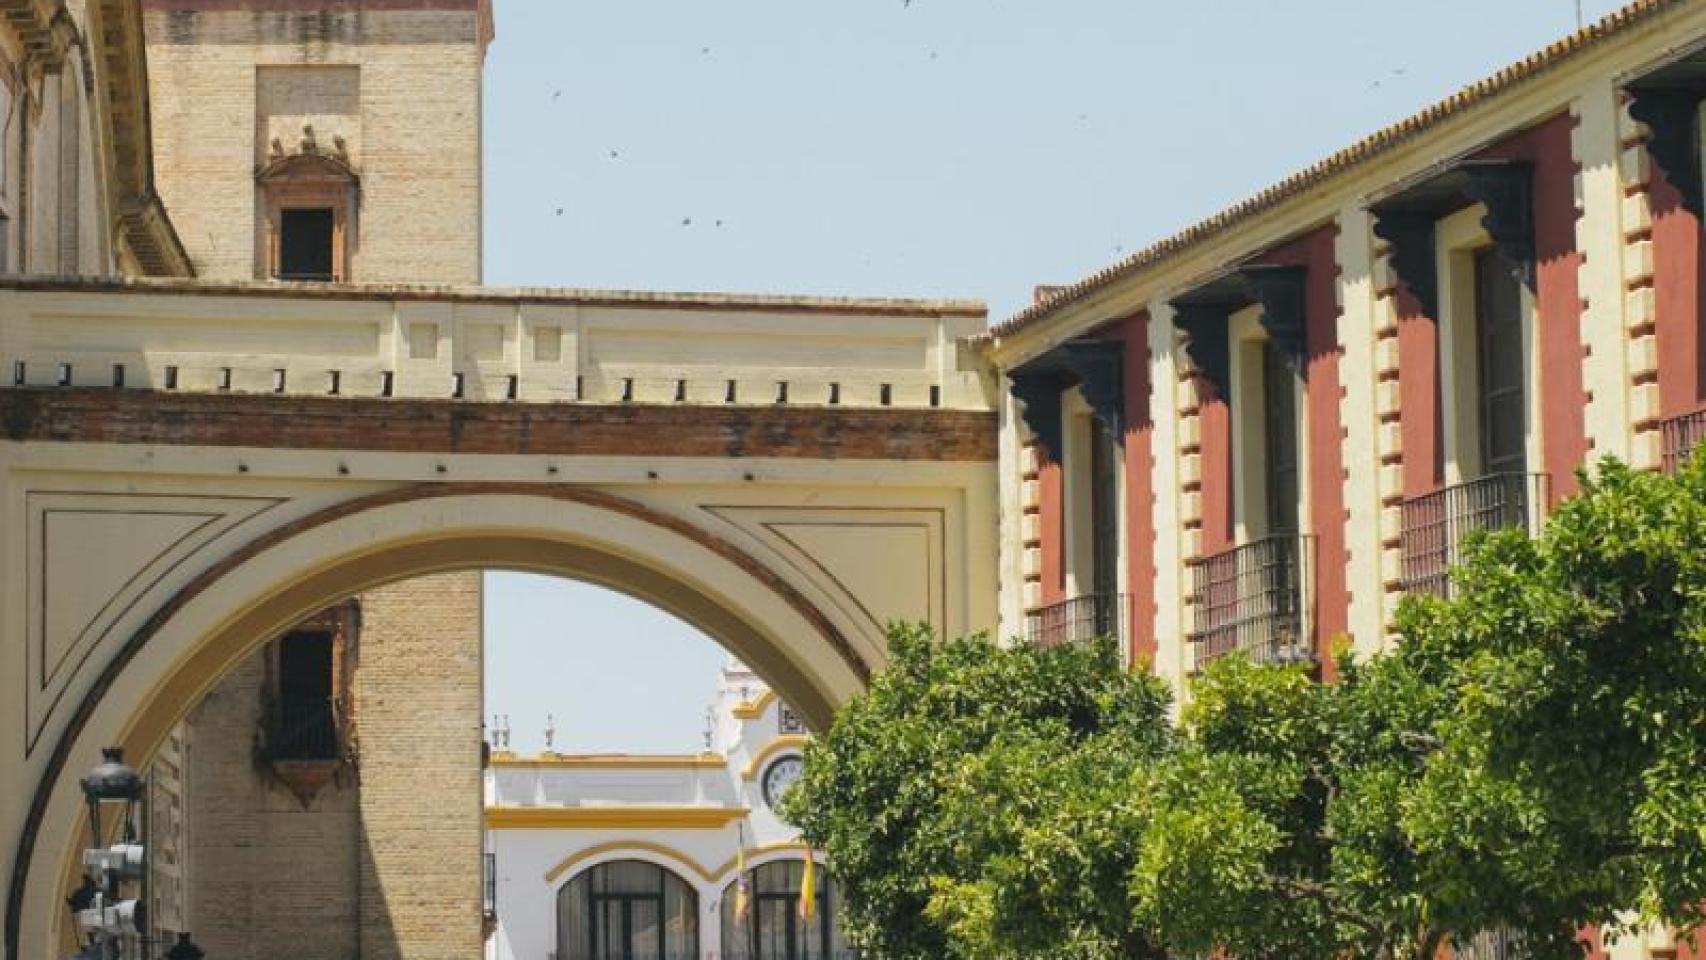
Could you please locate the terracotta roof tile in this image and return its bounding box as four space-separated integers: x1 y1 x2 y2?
990 0 1685 341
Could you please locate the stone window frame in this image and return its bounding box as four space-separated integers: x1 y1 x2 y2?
255 151 358 282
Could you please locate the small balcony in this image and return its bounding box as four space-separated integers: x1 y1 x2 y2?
1187 535 1313 671
1025 593 1130 650
1399 473 1545 598
269 693 341 761
1661 405 1706 473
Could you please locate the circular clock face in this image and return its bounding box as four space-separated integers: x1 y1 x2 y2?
761 755 805 811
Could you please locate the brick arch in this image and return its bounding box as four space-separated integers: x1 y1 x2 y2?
8 484 868 960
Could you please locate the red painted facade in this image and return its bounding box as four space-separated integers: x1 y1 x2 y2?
1038 459 1066 606
1198 391 1235 556
1482 113 1590 502
1121 313 1157 665
1258 226 1349 668
1650 168 1706 418
1397 287 1445 497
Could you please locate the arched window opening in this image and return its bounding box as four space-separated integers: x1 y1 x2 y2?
556 859 698 960
719 860 855 960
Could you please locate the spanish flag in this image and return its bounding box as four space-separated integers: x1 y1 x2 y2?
799 855 818 920
733 841 751 924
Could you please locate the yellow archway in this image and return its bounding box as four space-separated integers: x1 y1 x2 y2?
11 485 870 960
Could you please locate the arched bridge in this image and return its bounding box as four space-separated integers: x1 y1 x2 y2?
0 277 999 960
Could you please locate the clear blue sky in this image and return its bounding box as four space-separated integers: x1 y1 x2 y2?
480 0 1629 755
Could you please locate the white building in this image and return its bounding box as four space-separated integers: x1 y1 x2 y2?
484 662 857 960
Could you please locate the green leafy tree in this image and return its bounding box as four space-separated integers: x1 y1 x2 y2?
1135 456 1706 959
781 625 1174 959
791 457 1706 960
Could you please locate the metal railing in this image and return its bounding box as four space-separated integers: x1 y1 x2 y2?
1399 473 1545 598
1661 406 1706 473
1025 593 1130 650
1453 928 1521 960
269 694 339 761
483 852 497 919
1187 535 1312 671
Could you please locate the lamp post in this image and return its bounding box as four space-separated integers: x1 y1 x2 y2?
68 748 145 960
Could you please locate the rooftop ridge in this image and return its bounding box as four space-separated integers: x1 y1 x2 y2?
0 274 988 318
990 0 1687 339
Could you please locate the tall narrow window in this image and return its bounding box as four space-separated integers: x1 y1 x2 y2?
1261 342 1300 537
273 630 335 760
1474 249 1527 476
278 208 336 281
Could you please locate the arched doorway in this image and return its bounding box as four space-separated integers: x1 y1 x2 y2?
11 486 874 960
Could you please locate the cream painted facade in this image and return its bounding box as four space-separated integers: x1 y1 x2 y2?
485 662 851 960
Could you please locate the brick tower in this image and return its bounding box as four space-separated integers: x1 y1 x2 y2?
142 0 493 284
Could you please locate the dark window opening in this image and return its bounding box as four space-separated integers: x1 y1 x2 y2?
277 208 335 281
558 860 698 960
1262 342 1301 537
1088 420 1120 604
719 861 855 960
273 630 337 760
1474 249 1527 477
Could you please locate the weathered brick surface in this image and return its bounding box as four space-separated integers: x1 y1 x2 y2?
142 5 485 284
182 656 362 960
0 389 1001 461
178 574 484 960
354 572 484 960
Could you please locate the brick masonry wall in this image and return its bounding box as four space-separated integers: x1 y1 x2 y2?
142 7 484 284
354 572 485 960
182 655 362 960
0 389 1001 462
178 573 484 960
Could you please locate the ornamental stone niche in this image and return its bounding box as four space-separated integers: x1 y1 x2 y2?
255 126 359 282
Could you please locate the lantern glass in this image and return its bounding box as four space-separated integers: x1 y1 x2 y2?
80 748 142 845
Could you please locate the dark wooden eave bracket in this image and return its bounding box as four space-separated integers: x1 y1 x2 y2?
1370 161 1535 318
1007 338 1125 463
1169 264 1308 400
1627 84 1706 220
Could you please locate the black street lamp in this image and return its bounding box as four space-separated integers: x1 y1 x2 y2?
68 748 147 960
80 748 142 847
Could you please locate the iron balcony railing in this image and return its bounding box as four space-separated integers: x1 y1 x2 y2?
483 852 497 918
1025 593 1130 650
1187 535 1313 671
1661 406 1706 473
270 694 340 761
1399 473 1546 598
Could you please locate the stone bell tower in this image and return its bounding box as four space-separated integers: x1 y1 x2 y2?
141 0 493 285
